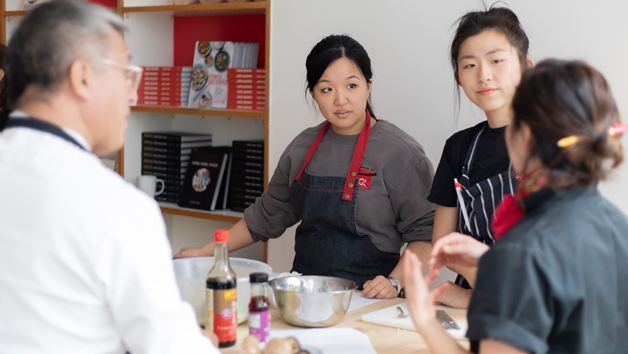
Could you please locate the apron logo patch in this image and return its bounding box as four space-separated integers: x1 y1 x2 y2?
357 176 372 189
358 168 375 190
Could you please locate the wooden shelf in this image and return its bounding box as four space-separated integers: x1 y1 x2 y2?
122 2 266 16
131 105 265 118
5 6 118 16
159 202 244 222
5 3 265 17
5 11 26 16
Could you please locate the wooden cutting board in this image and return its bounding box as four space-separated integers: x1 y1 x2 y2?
360 302 468 339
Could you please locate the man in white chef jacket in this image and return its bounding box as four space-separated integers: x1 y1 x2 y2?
0 1 220 353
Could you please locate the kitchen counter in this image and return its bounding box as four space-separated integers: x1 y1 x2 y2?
221 294 469 354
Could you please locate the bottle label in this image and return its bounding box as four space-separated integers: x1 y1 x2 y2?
206 288 237 343
205 289 213 331
248 310 271 343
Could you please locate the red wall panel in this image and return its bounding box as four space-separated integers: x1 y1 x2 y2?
174 15 265 68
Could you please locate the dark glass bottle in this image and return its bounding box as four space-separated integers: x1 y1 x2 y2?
248 272 271 343
205 229 237 348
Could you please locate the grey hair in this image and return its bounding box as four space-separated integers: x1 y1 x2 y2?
6 0 126 106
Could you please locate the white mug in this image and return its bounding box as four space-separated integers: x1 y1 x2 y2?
137 175 165 197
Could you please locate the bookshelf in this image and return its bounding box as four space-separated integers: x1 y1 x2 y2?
1 0 270 259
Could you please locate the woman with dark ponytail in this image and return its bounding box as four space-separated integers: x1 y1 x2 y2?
404 59 628 354
177 35 436 299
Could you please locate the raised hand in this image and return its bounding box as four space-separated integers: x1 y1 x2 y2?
427 233 489 272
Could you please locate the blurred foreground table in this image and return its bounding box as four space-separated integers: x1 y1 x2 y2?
221 294 469 354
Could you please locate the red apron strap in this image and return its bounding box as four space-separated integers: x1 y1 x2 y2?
342 110 371 201
295 110 372 202
295 122 331 181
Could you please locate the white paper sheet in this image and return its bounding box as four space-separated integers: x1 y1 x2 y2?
268 328 377 354
347 291 386 313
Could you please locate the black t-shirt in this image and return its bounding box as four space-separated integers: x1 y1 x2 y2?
467 187 628 353
428 121 510 207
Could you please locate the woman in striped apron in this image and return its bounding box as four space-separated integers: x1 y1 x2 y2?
454 122 518 289
427 6 533 308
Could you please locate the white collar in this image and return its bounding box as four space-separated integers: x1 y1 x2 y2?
9 110 92 151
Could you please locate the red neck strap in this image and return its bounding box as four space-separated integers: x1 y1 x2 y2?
295 110 372 201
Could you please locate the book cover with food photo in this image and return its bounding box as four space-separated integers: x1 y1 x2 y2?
188 41 237 109
187 41 259 109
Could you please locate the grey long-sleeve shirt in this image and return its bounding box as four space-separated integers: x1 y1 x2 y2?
244 120 435 253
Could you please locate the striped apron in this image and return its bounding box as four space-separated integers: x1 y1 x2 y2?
455 122 517 288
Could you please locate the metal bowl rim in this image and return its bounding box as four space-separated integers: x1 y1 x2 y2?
269 275 357 293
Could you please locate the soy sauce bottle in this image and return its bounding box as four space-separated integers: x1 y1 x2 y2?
248 273 271 343
205 229 237 348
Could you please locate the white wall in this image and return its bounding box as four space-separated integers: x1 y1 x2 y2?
267 0 628 274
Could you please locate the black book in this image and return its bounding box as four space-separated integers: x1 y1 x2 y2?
231 160 263 169
142 158 188 168
140 169 185 182
215 150 233 210
142 151 191 162
235 175 263 182
230 189 263 197
230 166 263 176
230 179 264 190
157 190 182 199
142 131 213 142
230 193 258 201
143 145 193 155
160 178 184 190
142 164 183 174
232 152 263 161
232 146 263 156
143 138 213 149
178 147 230 211
232 140 264 149
156 195 178 203
229 199 255 212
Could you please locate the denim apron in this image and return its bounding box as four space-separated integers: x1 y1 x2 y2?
455 122 517 288
4 117 86 151
289 112 399 288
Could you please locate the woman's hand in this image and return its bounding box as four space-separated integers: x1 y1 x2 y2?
173 246 209 259
433 281 472 309
428 233 490 272
362 275 398 299
402 251 449 329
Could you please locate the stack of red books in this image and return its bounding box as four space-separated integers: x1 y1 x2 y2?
226 68 266 111
137 67 191 107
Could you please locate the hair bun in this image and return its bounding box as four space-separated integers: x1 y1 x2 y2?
512 59 624 187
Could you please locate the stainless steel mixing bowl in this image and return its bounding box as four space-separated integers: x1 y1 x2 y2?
269 275 357 327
